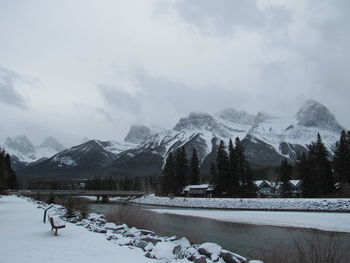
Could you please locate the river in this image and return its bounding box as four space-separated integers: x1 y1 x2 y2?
89 201 350 261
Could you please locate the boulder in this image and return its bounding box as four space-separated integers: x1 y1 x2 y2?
220 250 246 263
140 229 155 236
140 236 162 245
198 242 222 258
135 240 149 250
172 244 182 258
192 255 207 263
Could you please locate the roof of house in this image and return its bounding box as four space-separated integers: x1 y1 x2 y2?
289 180 301 187
254 180 273 188
183 184 213 191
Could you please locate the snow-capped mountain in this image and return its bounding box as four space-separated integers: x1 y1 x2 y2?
2 135 66 168
19 139 137 179
106 100 344 177
124 125 159 144
18 99 346 179
244 100 343 166
106 110 256 177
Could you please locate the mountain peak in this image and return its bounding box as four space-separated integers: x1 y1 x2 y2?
174 112 218 132
124 125 152 144
296 100 343 132
40 136 65 152
4 135 35 155
216 108 255 125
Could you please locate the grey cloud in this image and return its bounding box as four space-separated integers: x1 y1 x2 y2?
0 66 28 109
131 68 255 119
98 84 142 114
171 0 264 32
95 108 115 122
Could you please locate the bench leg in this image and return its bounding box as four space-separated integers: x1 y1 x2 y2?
55 229 58 236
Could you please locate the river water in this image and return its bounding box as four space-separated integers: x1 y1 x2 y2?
89 202 350 261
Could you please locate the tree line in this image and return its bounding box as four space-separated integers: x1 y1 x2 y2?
212 138 256 197
162 147 200 195
161 138 257 197
0 148 17 191
295 131 350 197
85 176 156 193
161 131 350 198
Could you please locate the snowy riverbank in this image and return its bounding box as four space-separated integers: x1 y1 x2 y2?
0 195 153 263
131 195 350 212
148 209 350 233
0 196 261 263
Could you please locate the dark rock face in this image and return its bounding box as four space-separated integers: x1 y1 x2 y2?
17 140 117 179
242 135 285 167
106 151 163 178
124 125 152 144
279 142 307 160
296 100 343 132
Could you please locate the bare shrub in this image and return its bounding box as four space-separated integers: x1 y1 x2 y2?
105 204 156 230
54 196 90 219
262 234 344 263
293 234 343 263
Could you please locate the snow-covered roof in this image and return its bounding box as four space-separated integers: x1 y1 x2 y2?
289 180 301 187
183 184 211 191
254 180 273 188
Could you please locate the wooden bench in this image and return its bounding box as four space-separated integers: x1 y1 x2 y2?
48 216 65 236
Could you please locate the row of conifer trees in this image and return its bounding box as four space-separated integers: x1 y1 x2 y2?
162 147 200 195
0 148 17 191
161 137 257 197
161 131 350 197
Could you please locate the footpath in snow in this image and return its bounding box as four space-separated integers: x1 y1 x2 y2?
132 196 350 212
149 209 350 233
0 195 260 263
0 195 154 263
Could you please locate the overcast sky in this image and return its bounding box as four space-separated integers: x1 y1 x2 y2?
0 0 349 146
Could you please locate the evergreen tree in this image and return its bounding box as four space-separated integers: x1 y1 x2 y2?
0 149 5 190
174 147 189 194
315 133 334 195
216 140 229 196
280 158 292 197
228 139 239 197
163 152 176 195
334 130 350 183
0 150 17 190
210 162 217 185
189 148 200 185
299 134 335 197
234 138 256 197
298 152 315 197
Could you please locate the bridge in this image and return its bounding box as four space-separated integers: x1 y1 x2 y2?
11 190 145 201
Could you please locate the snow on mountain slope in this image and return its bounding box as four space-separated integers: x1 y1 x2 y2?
18 99 346 179
22 139 137 172
3 135 66 163
109 100 345 177
248 100 343 160
114 110 254 168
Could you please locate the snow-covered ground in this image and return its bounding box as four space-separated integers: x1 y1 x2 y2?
0 195 258 263
0 195 154 263
132 196 350 211
149 209 350 233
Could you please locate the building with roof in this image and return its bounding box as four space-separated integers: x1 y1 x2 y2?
182 184 215 197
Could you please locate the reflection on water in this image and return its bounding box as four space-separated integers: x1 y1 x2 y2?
89 202 350 261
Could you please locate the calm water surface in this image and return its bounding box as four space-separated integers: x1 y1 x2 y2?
89 202 350 261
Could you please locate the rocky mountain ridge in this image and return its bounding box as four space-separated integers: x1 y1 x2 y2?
17 100 346 179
